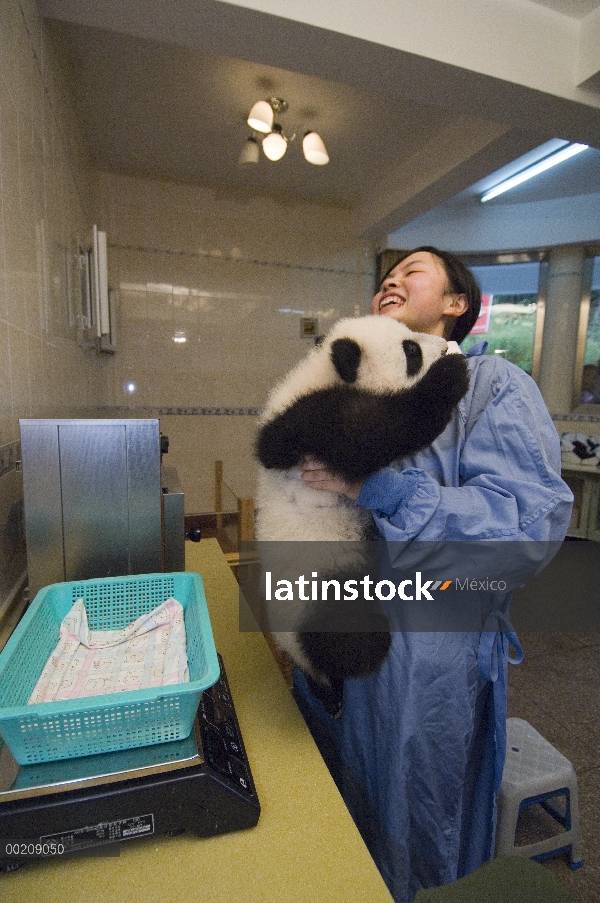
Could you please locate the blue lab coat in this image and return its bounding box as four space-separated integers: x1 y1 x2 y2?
293 349 573 903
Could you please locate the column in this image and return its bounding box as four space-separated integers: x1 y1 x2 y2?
537 245 586 413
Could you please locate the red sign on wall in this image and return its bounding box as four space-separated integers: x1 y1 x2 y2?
470 294 493 335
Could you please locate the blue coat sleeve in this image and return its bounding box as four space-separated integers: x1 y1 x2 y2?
356 355 574 542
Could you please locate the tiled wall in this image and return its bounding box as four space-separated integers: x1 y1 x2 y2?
0 0 108 610
0 0 374 526
92 170 375 511
0 0 106 450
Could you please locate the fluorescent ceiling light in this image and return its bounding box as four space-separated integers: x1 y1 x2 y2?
480 143 588 203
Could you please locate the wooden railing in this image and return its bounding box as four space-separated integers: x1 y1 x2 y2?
214 460 255 568
214 461 292 685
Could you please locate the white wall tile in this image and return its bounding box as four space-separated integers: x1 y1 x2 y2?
0 0 104 448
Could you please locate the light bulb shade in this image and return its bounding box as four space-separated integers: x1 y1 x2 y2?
247 100 273 133
262 126 287 161
238 136 259 164
303 131 329 165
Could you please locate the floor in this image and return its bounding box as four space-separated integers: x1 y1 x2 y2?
506 630 600 902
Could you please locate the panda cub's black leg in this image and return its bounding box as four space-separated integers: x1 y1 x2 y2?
305 672 344 719
299 629 391 718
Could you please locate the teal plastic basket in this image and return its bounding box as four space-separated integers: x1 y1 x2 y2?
0 573 220 765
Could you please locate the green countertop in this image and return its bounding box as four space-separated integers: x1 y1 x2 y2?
2 539 393 903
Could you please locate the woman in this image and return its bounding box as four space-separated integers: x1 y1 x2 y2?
294 247 573 902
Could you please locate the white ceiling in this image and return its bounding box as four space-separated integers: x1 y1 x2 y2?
39 0 600 244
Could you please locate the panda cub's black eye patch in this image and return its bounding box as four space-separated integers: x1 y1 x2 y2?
402 339 423 377
331 338 362 383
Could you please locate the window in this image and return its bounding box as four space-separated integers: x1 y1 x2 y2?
462 260 543 374
578 256 600 405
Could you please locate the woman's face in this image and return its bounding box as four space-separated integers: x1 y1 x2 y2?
371 251 467 337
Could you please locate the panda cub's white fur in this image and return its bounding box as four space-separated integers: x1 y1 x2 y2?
261 316 449 421
254 315 470 707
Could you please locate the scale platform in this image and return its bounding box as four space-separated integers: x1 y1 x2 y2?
0 654 260 869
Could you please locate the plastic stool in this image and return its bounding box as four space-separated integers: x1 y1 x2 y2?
495 718 583 869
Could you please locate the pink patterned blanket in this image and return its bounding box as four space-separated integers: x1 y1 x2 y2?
29 598 189 703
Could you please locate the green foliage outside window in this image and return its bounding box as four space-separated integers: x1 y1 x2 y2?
461 294 537 374
584 291 600 366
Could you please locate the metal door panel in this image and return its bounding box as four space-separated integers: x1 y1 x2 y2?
20 421 64 595
126 419 163 575
59 422 130 581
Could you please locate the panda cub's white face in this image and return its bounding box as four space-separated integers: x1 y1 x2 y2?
324 316 448 394
262 316 450 422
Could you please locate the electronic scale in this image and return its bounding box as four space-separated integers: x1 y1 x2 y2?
0 654 260 870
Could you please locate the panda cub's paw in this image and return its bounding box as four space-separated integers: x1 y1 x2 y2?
299 629 392 716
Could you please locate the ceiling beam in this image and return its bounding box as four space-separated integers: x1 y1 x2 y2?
354 127 549 240
577 5 600 88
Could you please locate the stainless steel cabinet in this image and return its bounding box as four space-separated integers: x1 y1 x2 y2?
20 419 164 597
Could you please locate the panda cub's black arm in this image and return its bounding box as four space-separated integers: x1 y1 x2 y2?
383 352 470 458
255 404 310 470
256 353 469 479
313 353 469 480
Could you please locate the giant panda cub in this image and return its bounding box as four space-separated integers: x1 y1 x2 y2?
255 315 470 714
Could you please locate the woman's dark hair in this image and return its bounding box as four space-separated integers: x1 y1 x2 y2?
380 246 482 345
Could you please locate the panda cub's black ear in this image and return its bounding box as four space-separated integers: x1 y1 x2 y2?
402 339 423 377
331 338 361 384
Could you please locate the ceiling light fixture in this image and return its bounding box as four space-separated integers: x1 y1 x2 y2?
238 135 259 165
241 97 329 166
302 131 329 166
480 142 589 203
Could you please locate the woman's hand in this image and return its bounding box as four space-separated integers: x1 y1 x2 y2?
300 456 363 500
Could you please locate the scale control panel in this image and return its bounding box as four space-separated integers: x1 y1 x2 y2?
199 661 254 796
